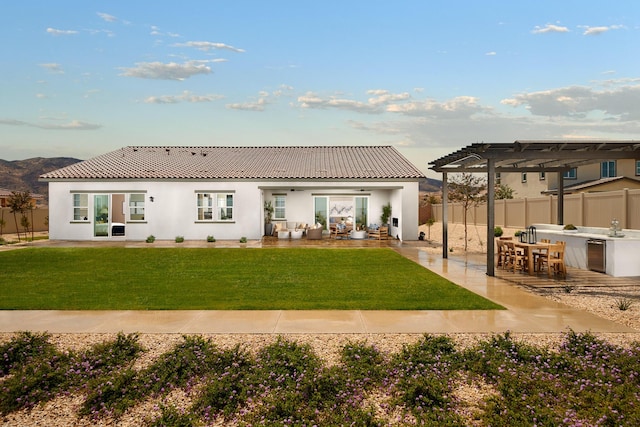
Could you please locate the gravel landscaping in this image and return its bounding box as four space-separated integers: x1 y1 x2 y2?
1 224 639 426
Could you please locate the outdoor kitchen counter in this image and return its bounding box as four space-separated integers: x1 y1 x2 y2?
532 224 640 277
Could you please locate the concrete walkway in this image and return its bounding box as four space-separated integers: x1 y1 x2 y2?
1 242 635 334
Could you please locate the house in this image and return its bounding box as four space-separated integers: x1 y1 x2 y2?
40 146 426 241
498 158 640 198
0 188 44 208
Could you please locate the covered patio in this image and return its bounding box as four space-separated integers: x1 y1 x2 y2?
429 140 640 276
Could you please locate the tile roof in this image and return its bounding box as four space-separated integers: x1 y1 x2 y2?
40 146 425 180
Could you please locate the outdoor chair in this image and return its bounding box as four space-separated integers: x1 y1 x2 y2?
538 242 566 278
368 225 389 240
496 237 512 268
330 223 350 239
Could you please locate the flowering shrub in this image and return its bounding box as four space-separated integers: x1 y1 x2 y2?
0 332 142 414
2 331 640 426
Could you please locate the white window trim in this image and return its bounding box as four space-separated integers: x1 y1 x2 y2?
71 193 89 222
195 192 235 222
273 194 286 220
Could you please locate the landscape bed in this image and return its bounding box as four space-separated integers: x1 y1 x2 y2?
1 330 639 426
0 247 502 310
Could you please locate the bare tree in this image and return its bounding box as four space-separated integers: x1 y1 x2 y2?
447 173 487 251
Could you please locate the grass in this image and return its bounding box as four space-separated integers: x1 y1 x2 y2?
0 247 502 310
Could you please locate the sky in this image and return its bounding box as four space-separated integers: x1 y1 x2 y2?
2 1 639 178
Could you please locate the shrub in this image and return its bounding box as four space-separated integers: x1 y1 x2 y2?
175 236 184 243
146 235 155 243
615 297 633 311
206 235 216 242
239 236 247 243
0 331 55 375
494 226 503 237
563 224 577 230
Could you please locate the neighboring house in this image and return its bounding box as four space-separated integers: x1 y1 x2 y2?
40 146 425 241
0 188 44 208
498 158 640 198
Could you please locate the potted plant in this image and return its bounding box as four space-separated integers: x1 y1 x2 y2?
264 201 274 236
563 224 578 233
380 202 392 226
494 226 503 237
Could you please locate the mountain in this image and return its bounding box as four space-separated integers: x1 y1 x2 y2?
0 157 81 200
419 177 442 193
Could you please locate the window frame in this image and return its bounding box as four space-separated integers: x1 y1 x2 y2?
128 193 146 222
601 160 616 178
72 193 89 222
196 192 234 222
636 160 640 176
563 168 577 180
521 172 527 183
273 194 286 220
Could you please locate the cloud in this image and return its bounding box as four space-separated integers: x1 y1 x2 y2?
39 63 64 74
46 27 78 36
226 97 268 111
298 90 486 119
531 24 569 34
149 25 181 38
581 25 624 36
97 12 117 22
0 119 101 130
173 41 245 53
298 90 410 114
120 61 212 80
143 90 224 104
501 83 640 120
485 51 497 56
387 96 487 119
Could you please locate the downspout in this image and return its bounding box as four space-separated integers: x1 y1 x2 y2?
442 172 448 258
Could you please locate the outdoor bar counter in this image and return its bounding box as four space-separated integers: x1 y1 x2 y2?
532 224 640 277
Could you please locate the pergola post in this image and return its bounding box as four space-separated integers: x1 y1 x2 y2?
486 159 495 276
442 172 448 258
557 172 564 225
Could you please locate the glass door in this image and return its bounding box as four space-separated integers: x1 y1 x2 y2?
314 197 327 229
94 195 109 237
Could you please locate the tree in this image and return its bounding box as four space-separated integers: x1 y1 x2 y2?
8 191 32 242
447 173 486 251
495 183 515 199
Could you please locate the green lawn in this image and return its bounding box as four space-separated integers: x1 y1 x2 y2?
0 247 503 310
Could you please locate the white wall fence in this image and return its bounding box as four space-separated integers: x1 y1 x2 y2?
432 188 640 230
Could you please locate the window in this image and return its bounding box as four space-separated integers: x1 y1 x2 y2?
274 195 286 220
196 193 233 221
72 194 88 221
563 168 577 179
601 161 616 178
636 160 640 176
539 171 546 181
495 173 501 185
521 172 527 183
354 197 368 228
128 193 145 221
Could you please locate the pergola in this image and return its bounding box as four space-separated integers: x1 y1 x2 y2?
429 140 640 276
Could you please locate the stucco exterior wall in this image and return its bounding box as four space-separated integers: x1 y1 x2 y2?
48 179 421 241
